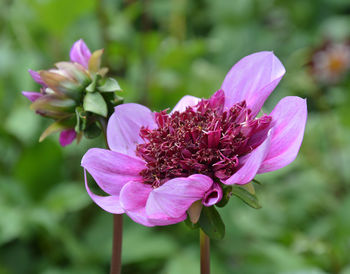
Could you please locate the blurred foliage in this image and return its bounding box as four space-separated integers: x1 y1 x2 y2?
1 0 350 273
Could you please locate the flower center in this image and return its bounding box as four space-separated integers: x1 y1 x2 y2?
136 96 272 187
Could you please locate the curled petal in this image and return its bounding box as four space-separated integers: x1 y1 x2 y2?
81 148 145 195
221 51 285 117
70 39 91 69
59 129 76 146
171 95 201 114
224 132 271 185
202 182 223 207
145 174 213 219
258 96 307 173
84 170 124 214
107 103 157 156
22 91 43 102
120 181 152 211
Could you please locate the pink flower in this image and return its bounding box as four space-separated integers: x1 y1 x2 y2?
82 51 307 227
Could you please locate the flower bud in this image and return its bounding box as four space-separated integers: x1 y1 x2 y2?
22 39 123 146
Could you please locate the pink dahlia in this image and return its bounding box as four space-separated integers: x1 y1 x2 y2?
82 52 307 227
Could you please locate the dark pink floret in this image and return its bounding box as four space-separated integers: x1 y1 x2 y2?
136 91 272 187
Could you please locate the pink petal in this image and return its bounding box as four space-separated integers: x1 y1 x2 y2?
70 39 91 69
125 208 155 227
59 129 76 146
224 132 271 185
148 213 186 226
28 69 46 86
171 95 201 114
119 181 152 211
258 96 307 173
145 174 213 219
202 182 223 207
81 148 145 196
107 103 157 156
84 170 124 214
22 91 43 102
221 51 286 117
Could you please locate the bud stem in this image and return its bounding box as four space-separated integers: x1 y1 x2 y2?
200 229 210 274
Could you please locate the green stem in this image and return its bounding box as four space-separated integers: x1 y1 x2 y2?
200 229 210 274
98 117 123 274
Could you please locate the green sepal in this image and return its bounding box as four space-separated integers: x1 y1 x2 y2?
84 122 101 139
216 185 232 208
86 74 101 93
39 118 75 142
83 92 107 117
75 107 88 132
231 186 262 209
252 179 262 185
198 206 225 240
184 216 200 230
97 77 122 92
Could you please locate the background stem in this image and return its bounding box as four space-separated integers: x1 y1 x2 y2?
99 117 123 274
200 229 210 274
110 214 123 274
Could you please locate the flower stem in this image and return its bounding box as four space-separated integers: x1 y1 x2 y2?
98 117 123 274
200 229 210 274
110 214 123 274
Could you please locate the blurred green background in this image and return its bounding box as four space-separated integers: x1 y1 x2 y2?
1 0 350 273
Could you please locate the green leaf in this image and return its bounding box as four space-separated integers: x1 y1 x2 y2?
231 186 262 209
83 92 107 117
216 185 232 208
84 122 101 139
86 74 101 93
198 206 225 240
97 77 122 92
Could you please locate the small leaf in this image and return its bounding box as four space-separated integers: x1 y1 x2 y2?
97 77 122 92
198 206 225 240
83 92 107 117
231 186 262 209
86 74 101 92
242 182 255 195
39 119 73 142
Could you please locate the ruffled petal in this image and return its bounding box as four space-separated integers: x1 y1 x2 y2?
22 91 43 102
107 103 157 156
171 95 201 114
84 170 124 214
81 148 145 195
145 174 213 219
258 96 307 173
224 132 271 185
59 129 76 146
221 51 285 117
119 181 152 211
69 39 91 69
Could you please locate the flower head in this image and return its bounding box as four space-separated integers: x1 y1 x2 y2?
23 39 122 146
310 40 350 85
82 52 307 227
